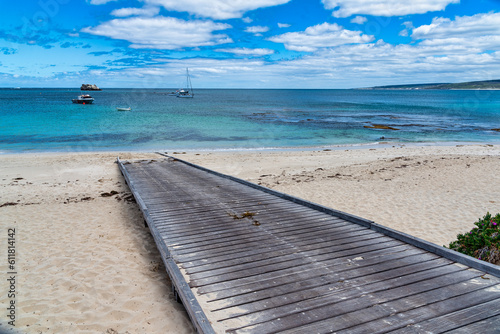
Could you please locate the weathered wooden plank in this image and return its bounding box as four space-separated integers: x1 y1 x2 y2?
390 297 500 333
330 283 500 334
165 219 363 251
188 238 401 287
206 255 449 311
154 211 349 242
150 203 339 229
181 228 375 269
440 314 500 334
228 269 486 333
170 223 375 260
184 232 386 275
175 226 380 261
185 234 387 279
145 195 289 215
150 208 340 240
197 244 424 297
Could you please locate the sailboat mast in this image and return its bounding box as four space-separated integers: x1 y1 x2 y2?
177 68 194 98
187 68 193 97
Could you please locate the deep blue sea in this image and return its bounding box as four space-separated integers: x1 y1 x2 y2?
1 88 499 153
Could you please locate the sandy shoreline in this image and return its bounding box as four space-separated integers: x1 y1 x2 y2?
1 144 499 333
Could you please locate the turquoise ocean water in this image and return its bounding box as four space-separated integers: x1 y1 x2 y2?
1 88 499 153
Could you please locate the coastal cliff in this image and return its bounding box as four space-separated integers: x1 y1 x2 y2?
364 79 500 90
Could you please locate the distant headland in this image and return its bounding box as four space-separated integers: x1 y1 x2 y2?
362 79 500 90
81 84 102 91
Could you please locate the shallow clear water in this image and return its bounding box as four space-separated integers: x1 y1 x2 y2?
1 88 499 153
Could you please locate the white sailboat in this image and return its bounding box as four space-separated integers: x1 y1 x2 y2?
177 68 194 98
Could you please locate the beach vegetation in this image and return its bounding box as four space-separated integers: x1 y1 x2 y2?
447 212 500 265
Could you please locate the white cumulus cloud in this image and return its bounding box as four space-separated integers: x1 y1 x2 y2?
144 0 291 19
268 22 374 52
245 26 270 34
412 12 500 40
411 12 500 52
278 41 500 87
111 6 160 17
88 0 118 4
216 47 275 55
322 0 459 18
399 21 413 37
350 16 367 24
82 17 232 50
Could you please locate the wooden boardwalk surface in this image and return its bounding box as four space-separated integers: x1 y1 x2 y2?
118 156 500 333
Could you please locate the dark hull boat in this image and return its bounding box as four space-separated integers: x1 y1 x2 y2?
72 94 94 104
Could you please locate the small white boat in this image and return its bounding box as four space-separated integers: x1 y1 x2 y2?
177 89 193 98
177 68 194 98
72 94 94 104
116 107 131 111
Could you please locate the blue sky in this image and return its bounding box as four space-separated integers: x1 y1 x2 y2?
1 0 499 88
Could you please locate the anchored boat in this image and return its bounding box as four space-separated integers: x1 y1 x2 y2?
72 94 94 104
177 68 194 98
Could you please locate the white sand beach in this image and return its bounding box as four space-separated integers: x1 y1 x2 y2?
0 144 499 333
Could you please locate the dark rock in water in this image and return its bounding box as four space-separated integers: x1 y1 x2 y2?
364 124 399 130
81 84 102 91
492 128 500 132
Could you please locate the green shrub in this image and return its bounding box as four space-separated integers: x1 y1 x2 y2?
447 212 500 265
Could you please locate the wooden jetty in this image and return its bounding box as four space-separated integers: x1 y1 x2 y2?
118 155 500 333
